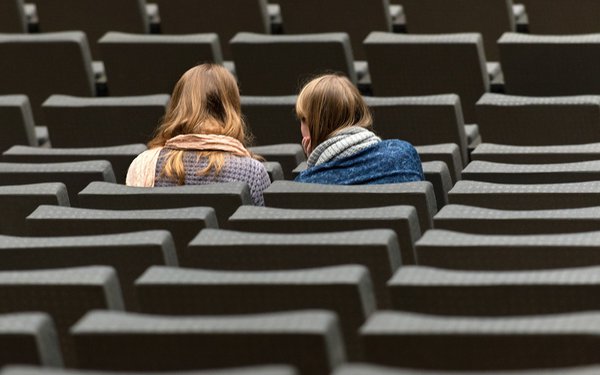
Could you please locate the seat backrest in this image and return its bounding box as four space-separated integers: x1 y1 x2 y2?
462 160 600 184
231 32 357 95
0 32 95 122
0 365 299 375
241 96 298 145
0 0 27 33
416 143 462 183
249 144 305 180
519 0 600 35
0 95 37 151
99 32 223 96
471 142 600 165
364 32 489 123
333 364 600 375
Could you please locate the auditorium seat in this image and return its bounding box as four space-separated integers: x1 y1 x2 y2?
472 143 600 164
364 32 489 123
0 0 27 33
241 96 298 145
42 94 168 147
0 95 47 151
231 32 359 95
78 181 251 228
136 265 374 360
71 310 344 374
0 366 298 375
0 266 124 366
0 313 62 367
0 32 95 122
0 230 175 311
462 160 600 184
2 144 147 184
499 33 600 96
98 33 222 95
262 162 284 181
476 94 600 145
415 144 462 183
228 206 420 264
184 228 401 308
249 144 305 180
417 229 600 270
334 364 600 375
518 0 600 34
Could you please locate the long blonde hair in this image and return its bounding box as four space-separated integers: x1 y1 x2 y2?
296 74 372 149
148 64 252 184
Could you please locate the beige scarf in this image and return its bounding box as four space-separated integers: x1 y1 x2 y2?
126 134 252 187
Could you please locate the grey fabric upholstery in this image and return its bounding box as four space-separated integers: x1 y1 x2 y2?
276 0 392 60
0 0 27 32
472 143 600 165
249 144 305 180
417 229 600 270
399 0 515 61
0 95 37 151
364 32 489 123
361 311 600 370
98 33 222 95
263 180 436 231
42 94 168 147
365 95 468 165
388 265 600 315
448 180 600 210
462 160 600 184
0 183 69 236
0 266 124 366
231 32 357 95
0 32 95 122
228 205 420 265
0 366 298 375
0 230 176 310
185 228 401 308
262 162 284 182
0 313 62 367
421 161 452 210
499 33 600 96
2 144 147 184
136 265 375 360
71 310 345 374
333 364 600 375
26 205 216 262
415 143 462 183
0 161 115 206
241 96 298 145
78 181 252 228
519 0 600 35
476 94 600 145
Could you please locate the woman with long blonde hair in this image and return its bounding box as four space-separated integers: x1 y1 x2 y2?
126 64 270 205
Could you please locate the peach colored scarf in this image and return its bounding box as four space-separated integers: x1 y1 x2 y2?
126 134 251 187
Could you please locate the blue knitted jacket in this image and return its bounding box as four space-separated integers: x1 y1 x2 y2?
295 140 425 185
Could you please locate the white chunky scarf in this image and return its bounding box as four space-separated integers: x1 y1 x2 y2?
307 126 381 167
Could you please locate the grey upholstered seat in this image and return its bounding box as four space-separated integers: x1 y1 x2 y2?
0 230 176 310
0 183 69 235
399 0 514 61
185 228 400 308
476 94 600 145
499 33 600 96
360 311 600 370
263 181 436 231
462 160 600 184
0 161 115 206
249 144 305 180
71 310 344 374
0 95 38 151
0 266 123 366
0 32 95 122
78 181 252 228
365 95 469 165
136 265 374 360
26 205 216 262
231 32 357 95
0 0 27 33
0 366 299 375
0 313 62 367
2 144 147 184
388 265 600 315
228 205 420 264
34 0 148 59
364 32 489 123
241 96 298 146
518 0 600 35
448 180 600 210
416 229 600 270
472 143 600 165
42 94 168 147
98 33 222 95
415 143 462 183
262 162 284 182
332 363 600 375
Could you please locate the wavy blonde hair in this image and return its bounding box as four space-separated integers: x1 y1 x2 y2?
296 74 372 149
148 64 253 184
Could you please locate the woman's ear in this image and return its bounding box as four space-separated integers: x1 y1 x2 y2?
302 136 312 157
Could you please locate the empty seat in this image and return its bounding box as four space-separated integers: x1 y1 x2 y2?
364 32 489 123
0 266 123 366
99 33 222 95
231 32 357 95
499 33 600 96
241 96 298 145
416 229 600 270
42 94 168 147
0 366 299 375
0 183 69 235
71 310 344 374
249 144 305 180
519 0 600 35
333 364 600 374
422 161 452 210
2 144 147 184
462 160 600 184
0 95 38 151
78 181 252 228
360 311 600 370
263 162 284 182
0 32 95 122
229 205 420 264
0 313 62 367
415 143 462 183
472 143 600 164
476 94 600 145
0 0 27 33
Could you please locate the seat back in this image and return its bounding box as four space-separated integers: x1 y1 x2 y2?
0 95 37 151
520 0 600 34
241 96 298 145
0 0 27 33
